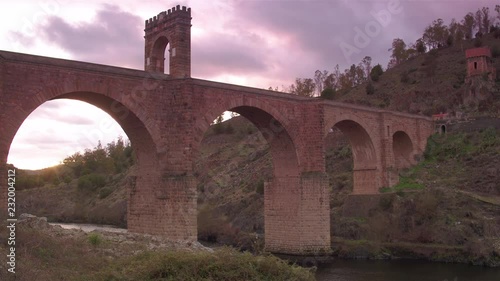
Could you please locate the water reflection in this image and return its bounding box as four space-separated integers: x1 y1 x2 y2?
316 259 500 281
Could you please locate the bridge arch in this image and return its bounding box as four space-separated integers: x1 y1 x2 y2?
2 90 158 169
1 85 161 234
325 118 379 194
193 97 300 175
193 98 307 252
392 130 414 169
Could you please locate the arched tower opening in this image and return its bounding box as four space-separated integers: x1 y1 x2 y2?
149 36 170 74
144 5 191 78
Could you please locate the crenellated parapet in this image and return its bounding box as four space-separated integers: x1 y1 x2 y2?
145 5 191 31
144 5 191 77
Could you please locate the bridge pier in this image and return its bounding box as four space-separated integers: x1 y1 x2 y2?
264 172 331 255
127 169 197 241
352 167 381 194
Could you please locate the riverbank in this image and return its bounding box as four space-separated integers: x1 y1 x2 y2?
331 237 500 267
0 214 315 281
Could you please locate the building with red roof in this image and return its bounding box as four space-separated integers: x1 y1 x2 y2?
465 47 496 81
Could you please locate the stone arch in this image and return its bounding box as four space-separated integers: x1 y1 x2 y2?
192 100 304 251
440 124 446 134
392 131 414 169
193 98 299 175
194 104 299 180
333 120 377 169
148 35 170 74
325 119 378 194
2 90 158 185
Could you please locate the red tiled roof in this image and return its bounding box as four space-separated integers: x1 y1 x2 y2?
465 47 492 58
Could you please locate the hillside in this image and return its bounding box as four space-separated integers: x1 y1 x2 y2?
337 33 500 117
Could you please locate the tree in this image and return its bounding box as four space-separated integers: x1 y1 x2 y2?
481 7 491 34
338 71 353 92
448 18 464 44
389 38 408 66
361 56 372 81
474 8 483 33
422 18 449 49
496 5 500 24
353 63 366 85
415 38 426 54
323 73 337 91
313 70 328 96
474 7 491 34
387 58 397 70
289 78 315 97
370 64 384 82
461 12 475 39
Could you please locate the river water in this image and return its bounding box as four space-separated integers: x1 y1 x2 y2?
51 223 499 280
315 259 500 281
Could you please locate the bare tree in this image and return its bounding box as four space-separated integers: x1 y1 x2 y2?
480 7 491 34
462 12 475 39
361 56 372 81
313 70 328 96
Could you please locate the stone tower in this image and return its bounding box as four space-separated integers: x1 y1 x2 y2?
144 5 191 78
463 47 497 105
465 47 496 82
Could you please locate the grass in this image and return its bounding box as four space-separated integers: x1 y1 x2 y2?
0 221 315 281
91 248 316 281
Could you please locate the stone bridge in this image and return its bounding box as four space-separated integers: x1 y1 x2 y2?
0 5 433 255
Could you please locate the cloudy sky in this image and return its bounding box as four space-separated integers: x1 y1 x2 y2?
1 0 497 169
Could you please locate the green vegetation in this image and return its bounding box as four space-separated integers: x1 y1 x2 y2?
10 137 134 191
370 64 384 82
0 221 314 281
88 233 102 246
93 248 315 281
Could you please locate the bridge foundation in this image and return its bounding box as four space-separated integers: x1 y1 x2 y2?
127 170 197 241
264 172 331 255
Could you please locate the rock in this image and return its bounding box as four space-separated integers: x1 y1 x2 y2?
18 213 49 229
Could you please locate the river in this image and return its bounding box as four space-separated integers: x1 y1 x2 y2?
315 259 500 281
51 223 500 280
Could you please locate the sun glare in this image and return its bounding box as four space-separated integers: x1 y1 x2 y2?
7 100 126 170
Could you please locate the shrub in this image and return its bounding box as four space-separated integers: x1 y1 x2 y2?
491 45 500 58
474 38 483 48
366 82 375 95
370 64 384 82
88 233 102 246
98 187 113 199
320 88 336 100
78 173 106 191
400 71 410 83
